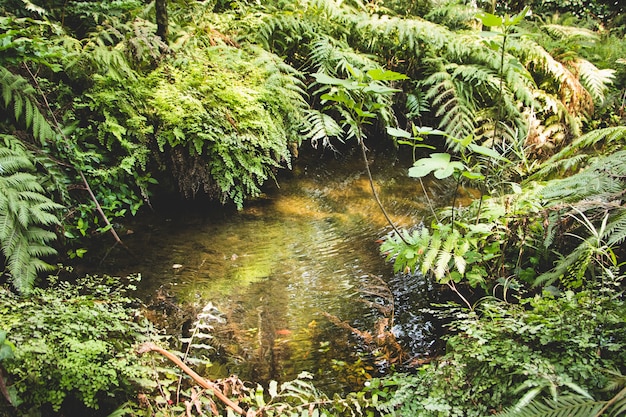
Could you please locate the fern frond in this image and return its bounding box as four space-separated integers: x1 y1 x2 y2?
423 70 475 147
541 24 599 43
496 394 604 417
405 90 429 119
573 59 615 104
0 142 63 293
308 36 377 76
421 231 442 276
302 109 344 149
528 127 626 181
605 211 626 248
0 66 55 144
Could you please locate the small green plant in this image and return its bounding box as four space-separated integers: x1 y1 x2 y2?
0 273 156 414
366 286 626 417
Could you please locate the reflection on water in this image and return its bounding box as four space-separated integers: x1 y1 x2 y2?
95 147 452 393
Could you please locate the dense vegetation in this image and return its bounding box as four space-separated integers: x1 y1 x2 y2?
1 0 625 416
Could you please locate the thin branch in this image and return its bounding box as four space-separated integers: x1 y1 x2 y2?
23 62 128 250
593 386 626 417
447 280 473 310
360 140 409 244
137 342 247 416
419 177 439 223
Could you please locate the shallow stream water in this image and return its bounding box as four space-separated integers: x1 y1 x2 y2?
93 145 459 393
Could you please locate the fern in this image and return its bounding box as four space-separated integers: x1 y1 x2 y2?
148 43 306 207
0 137 63 293
534 149 626 288
381 224 488 288
425 0 480 30
497 385 626 417
540 150 626 202
528 126 626 180
422 68 476 147
574 59 615 104
302 109 344 149
496 394 605 417
307 35 378 76
0 66 55 145
605 210 626 247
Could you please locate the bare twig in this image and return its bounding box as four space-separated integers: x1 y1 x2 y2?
360 141 409 244
0 368 13 406
137 342 247 416
23 63 129 251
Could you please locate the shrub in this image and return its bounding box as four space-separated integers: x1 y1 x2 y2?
0 273 155 415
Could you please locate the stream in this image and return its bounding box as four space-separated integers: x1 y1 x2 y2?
91 145 459 394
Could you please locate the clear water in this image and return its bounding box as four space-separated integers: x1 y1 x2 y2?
93 146 456 393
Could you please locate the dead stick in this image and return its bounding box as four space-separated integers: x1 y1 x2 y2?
137 342 247 416
23 63 129 251
78 170 125 246
0 368 12 406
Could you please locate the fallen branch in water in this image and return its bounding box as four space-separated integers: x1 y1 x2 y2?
137 342 246 416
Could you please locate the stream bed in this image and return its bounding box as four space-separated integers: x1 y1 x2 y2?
90 146 456 393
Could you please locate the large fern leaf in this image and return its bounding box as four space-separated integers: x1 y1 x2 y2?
496 395 605 417
0 66 55 144
528 126 626 181
0 141 63 293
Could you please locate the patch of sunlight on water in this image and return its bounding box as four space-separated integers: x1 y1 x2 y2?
93 148 460 393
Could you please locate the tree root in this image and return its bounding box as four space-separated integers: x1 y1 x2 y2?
137 342 247 415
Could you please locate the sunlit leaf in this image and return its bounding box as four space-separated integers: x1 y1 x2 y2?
476 12 503 27
386 127 411 138
366 68 409 81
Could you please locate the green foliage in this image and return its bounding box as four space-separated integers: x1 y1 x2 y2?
382 220 503 290
367 290 625 417
0 330 13 362
0 136 63 293
496 391 626 417
0 273 155 414
531 148 626 288
310 66 406 145
148 43 306 207
0 67 56 145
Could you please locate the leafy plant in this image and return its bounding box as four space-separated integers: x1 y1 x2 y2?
367 288 626 417
147 42 306 208
0 273 155 415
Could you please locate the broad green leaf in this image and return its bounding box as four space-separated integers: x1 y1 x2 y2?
468 143 510 162
434 162 461 179
320 92 355 107
458 134 473 148
312 73 357 89
0 344 12 361
506 6 531 26
412 126 447 137
354 107 376 119
409 153 464 179
366 68 409 81
409 153 450 178
461 170 485 180
397 140 436 149
386 127 412 138
363 84 401 94
476 12 503 27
